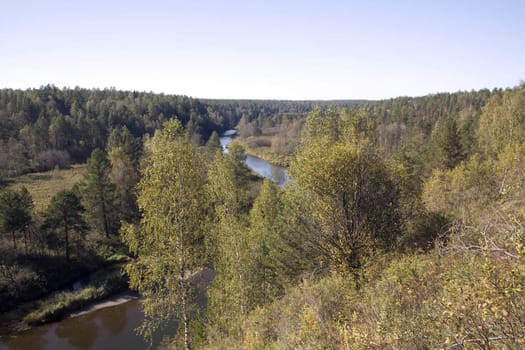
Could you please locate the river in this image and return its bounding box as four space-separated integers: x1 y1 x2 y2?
0 130 286 350
0 299 152 350
220 130 288 186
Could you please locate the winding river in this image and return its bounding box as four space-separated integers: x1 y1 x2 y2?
220 130 288 186
0 131 287 350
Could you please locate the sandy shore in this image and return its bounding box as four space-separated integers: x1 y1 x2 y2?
68 290 139 318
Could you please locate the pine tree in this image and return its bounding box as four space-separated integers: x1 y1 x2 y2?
434 115 464 169
43 190 87 262
81 148 117 237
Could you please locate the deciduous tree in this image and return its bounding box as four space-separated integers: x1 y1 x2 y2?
290 138 401 288
122 120 207 350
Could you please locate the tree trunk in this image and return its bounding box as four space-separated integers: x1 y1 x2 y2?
179 236 191 350
102 210 110 238
182 288 191 350
11 231 16 250
65 223 69 262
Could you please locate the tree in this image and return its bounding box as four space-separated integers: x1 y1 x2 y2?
205 151 251 338
122 120 207 349
0 187 33 250
108 147 139 223
248 179 286 305
290 138 401 288
106 126 142 167
477 85 525 158
204 131 221 156
81 148 117 237
433 115 464 170
303 106 340 143
43 190 87 262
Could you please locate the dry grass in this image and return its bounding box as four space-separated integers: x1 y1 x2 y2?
8 164 87 212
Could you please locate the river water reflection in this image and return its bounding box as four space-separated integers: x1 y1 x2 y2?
0 299 171 350
220 130 288 186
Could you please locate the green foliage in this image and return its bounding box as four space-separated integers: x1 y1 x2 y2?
290 137 401 286
108 147 139 223
432 115 465 170
248 180 286 305
106 126 143 167
4 85 522 347
0 187 33 249
43 189 87 262
23 267 127 326
81 148 118 237
205 151 251 338
303 106 340 143
205 131 222 157
422 155 496 221
477 85 525 157
122 119 207 349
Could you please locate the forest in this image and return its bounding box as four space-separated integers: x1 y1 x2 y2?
1 84 525 349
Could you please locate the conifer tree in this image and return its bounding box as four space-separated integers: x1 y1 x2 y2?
81 148 117 237
43 190 87 262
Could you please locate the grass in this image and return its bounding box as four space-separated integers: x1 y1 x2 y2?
7 164 87 212
23 266 128 326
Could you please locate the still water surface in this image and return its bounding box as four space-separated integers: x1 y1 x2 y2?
220 130 288 186
0 299 167 350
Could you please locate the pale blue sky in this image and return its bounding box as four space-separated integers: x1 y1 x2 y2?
1 0 524 99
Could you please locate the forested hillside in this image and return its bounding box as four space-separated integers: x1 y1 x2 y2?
125 84 525 349
0 86 362 178
1 84 525 349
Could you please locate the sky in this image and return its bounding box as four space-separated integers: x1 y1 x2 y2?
1 0 524 100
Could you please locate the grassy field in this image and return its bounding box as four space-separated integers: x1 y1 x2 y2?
7 164 87 212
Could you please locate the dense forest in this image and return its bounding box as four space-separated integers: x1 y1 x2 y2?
1 84 525 349
0 85 361 178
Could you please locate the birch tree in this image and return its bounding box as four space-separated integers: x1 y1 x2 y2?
123 120 207 350
205 151 251 339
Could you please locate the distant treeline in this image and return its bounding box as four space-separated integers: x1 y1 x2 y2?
232 88 502 171
0 86 363 177
0 84 510 178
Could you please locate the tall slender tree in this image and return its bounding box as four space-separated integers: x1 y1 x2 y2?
0 187 33 250
433 115 464 170
81 148 117 237
43 190 87 262
205 151 251 338
122 120 207 350
248 179 286 305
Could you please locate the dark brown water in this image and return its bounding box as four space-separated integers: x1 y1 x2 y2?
0 268 214 350
0 299 173 350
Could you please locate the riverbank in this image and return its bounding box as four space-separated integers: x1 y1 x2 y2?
220 133 289 187
68 290 138 318
235 135 291 167
0 261 129 336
